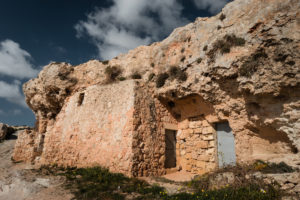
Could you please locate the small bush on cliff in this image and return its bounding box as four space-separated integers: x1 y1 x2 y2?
101 60 109 65
105 65 122 83
156 72 169 88
131 71 142 79
168 66 188 82
207 34 246 62
148 73 155 81
239 48 268 77
219 13 226 21
118 76 126 81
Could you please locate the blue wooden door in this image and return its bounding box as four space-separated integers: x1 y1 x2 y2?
216 122 236 168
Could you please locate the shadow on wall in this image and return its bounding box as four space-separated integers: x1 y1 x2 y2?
158 94 215 123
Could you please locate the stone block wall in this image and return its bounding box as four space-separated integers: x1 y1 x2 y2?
155 95 219 175
177 118 217 174
131 82 177 176
14 81 137 176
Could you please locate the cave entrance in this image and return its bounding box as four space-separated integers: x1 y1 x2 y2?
165 129 177 168
216 122 236 168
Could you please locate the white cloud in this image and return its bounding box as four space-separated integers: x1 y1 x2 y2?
0 81 26 107
0 39 38 79
193 0 230 14
75 0 188 59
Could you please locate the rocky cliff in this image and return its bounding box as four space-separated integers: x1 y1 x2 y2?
13 0 300 170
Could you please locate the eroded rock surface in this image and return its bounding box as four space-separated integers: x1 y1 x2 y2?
0 131 73 200
13 0 300 176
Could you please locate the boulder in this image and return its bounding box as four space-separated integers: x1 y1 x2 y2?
0 123 8 141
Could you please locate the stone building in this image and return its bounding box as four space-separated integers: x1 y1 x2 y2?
13 79 296 177
12 0 299 177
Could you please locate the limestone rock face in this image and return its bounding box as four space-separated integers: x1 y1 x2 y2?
13 0 300 175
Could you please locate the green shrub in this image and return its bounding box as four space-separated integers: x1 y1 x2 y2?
62 167 165 200
169 66 180 78
156 73 169 88
39 164 283 200
197 58 202 63
101 60 109 65
207 34 246 62
180 56 186 62
219 13 226 21
253 160 295 173
105 66 122 83
168 66 188 82
131 71 142 79
148 73 155 81
160 184 280 200
177 71 187 81
118 77 126 81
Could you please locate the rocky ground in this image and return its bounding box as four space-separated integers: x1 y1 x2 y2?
0 131 73 200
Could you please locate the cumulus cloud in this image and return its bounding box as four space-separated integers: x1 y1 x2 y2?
193 0 230 14
0 39 38 79
0 81 26 107
75 0 188 59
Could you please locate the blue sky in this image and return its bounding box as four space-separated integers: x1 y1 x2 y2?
0 0 231 126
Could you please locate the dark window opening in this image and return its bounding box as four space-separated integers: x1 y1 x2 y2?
78 93 85 106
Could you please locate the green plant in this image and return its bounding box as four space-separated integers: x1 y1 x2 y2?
203 45 208 51
131 71 142 79
38 164 284 200
62 167 166 200
148 73 155 81
168 66 188 82
181 48 185 53
253 160 295 173
156 73 169 88
151 63 155 67
105 66 122 83
196 58 202 63
239 48 268 77
207 34 246 62
180 56 186 62
101 60 109 65
118 77 126 81
219 13 226 21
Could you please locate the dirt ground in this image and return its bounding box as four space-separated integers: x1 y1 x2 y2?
0 131 73 200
